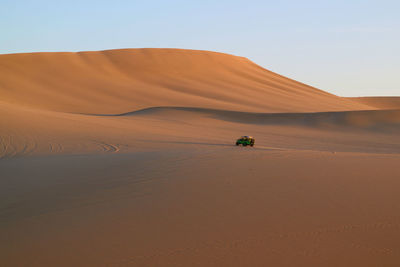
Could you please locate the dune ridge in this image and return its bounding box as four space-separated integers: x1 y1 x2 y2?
90 106 400 129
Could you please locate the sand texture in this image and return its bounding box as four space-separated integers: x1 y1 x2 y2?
1 49 400 267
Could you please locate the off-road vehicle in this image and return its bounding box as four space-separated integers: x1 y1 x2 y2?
236 136 255 147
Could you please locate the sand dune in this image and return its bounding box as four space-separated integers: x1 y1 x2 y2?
1 49 400 266
0 48 372 114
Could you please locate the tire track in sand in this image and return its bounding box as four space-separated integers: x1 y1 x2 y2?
93 141 120 153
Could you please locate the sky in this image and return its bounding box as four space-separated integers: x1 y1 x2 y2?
1 0 399 97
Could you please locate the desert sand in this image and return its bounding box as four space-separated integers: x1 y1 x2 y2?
1 48 400 266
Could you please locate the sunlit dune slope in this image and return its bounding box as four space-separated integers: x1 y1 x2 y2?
348 97 400 110
0 48 372 114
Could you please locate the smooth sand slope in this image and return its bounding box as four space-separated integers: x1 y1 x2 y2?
0 48 372 114
1 49 400 267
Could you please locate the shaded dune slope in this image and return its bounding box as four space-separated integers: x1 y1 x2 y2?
0 48 371 114
117 106 400 129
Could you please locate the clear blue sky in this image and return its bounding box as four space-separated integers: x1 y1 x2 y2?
1 0 399 96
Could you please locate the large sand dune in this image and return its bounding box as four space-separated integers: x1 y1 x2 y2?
1 49 400 266
0 48 372 114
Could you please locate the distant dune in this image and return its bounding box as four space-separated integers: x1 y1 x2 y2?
348 96 400 110
0 48 372 114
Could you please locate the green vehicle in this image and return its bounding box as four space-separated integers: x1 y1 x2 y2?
236 136 255 147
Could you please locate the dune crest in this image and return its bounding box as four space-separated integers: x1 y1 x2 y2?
0 48 372 114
